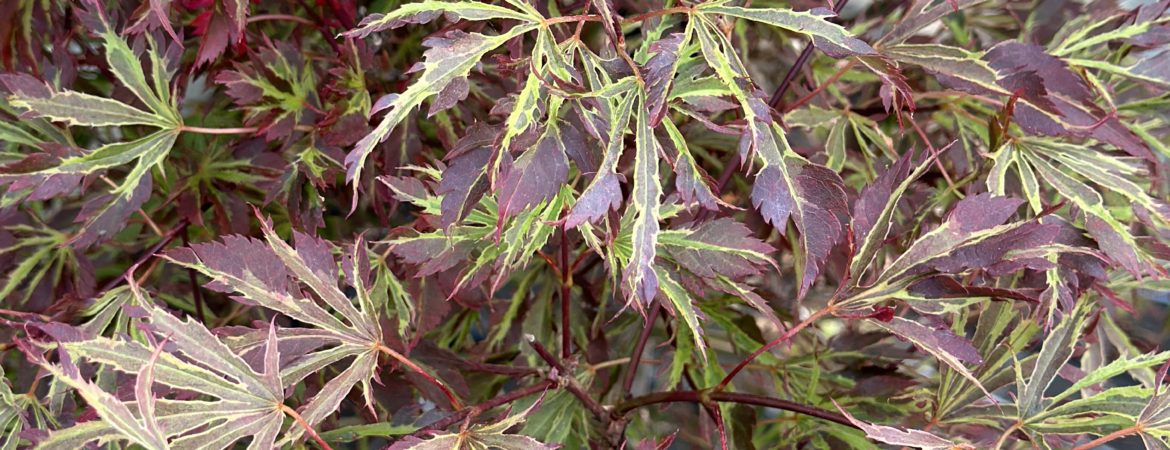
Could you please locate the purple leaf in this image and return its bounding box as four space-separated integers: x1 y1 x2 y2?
751 160 848 299
438 129 494 229
645 32 685 127
496 124 569 223
833 400 956 449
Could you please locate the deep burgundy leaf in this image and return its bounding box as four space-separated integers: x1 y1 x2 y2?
644 32 685 127
496 124 569 222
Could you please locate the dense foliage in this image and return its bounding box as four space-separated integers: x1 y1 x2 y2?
1 0 1169 448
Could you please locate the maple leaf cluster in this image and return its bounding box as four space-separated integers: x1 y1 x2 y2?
0 0 1169 449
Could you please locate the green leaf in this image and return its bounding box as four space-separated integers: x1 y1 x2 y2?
34 298 287 450
1047 352 1170 408
1023 149 1164 277
163 214 462 434
320 423 419 443
97 29 175 120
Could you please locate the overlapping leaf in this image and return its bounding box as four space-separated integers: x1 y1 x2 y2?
2 21 180 248
163 213 461 435
693 18 849 300
623 96 664 308
988 138 1169 277
885 42 1158 160
344 3 541 207
28 300 286 450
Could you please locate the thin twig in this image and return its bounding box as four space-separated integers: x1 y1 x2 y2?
715 306 833 392
280 404 334 450
181 225 206 323
97 219 189 294
613 390 858 429
407 380 555 437
906 113 964 199
1070 425 1142 450
179 125 260 135
621 305 660 398
621 6 691 24
560 223 572 359
526 337 609 421
376 344 464 409
782 60 857 114
767 0 850 109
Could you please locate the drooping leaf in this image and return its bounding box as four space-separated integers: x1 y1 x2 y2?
658 218 773 281
437 125 496 229
644 31 687 127
496 119 570 223
661 118 723 211
834 400 957 449
849 150 933 286
694 19 849 299
565 89 636 228
875 194 1058 284
696 3 877 58
1017 296 1092 418
29 299 287 450
2 25 182 248
346 25 539 208
623 94 664 307
162 213 461 434
872 316 990 401
656 267 707 361
344 0 537 38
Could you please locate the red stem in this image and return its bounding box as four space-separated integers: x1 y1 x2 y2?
560 224 572 359
97 219 189 294
281 404 334 450
407 380 555 436
782 61 856 114
613 390 858 429
377 344 463 409
621 305 661 398
181 225 206 324
527 338 610 421
715 307 833 392
621 6 691 24
1071 426 1142 450
179 125 260 135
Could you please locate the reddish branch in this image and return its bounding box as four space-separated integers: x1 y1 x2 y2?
560 224 572 359
97 218 190 294
767 0 850 109
376 344 464 409
716 306 835 392
409 380 556 436
527 338 610 421
621 305 661 398
613 390 858 429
